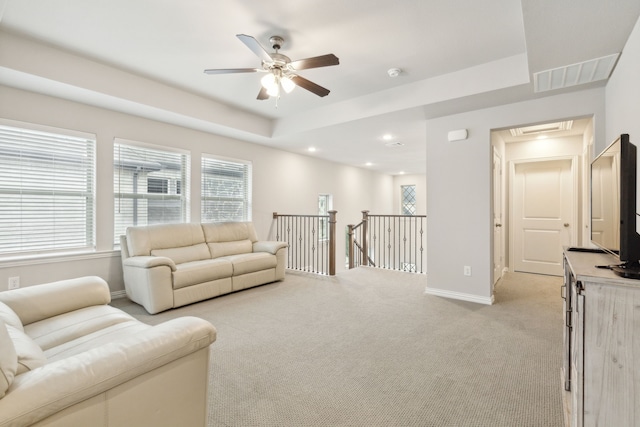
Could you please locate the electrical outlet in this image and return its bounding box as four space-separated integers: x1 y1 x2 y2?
8 276 20 290
463 266 472 276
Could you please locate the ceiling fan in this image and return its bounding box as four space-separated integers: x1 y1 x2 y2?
204 34 339 100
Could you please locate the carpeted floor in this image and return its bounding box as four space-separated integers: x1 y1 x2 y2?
113 267 564 427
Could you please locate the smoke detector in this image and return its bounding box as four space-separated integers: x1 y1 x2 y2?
387 68 402 78
384 141 404 147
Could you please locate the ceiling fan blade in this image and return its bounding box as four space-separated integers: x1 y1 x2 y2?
257 87 269 100
290 75 330 97
289 54 339 70
236 34 273 64
204 68 261 75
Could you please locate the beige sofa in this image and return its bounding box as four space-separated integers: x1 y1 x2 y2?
0 276 216 427
120 221 288 314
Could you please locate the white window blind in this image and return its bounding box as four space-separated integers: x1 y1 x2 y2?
201 155 252 222
0 122 96 257
114 140 190 245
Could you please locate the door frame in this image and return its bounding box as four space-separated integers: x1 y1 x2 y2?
492 146 504 288
508 155 579 273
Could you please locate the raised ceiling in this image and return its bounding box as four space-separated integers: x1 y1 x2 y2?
0 0 639 174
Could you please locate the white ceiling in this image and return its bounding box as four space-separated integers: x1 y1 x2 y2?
1 0 639 174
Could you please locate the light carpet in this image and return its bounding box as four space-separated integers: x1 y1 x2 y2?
113 267 564 427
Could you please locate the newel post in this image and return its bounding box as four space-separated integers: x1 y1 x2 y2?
328 210 337 276
361 210 369 266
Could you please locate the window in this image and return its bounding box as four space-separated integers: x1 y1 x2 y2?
401 185 416 215
0 121 96 257
114 140 190 245
201 155 251 222
318 194 332 240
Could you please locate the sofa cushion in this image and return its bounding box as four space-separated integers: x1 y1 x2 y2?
0 301 23 332
172 259 233 289
6 324 47 375
208 240 253 259
24 305 139 351
0 320 17 398
44 321 150 362
227 252 278 276
126 223 206 257
0 276 111 327
151 242 211 265
202 222 258 244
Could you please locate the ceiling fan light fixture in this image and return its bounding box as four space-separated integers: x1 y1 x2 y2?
266 82 280 97
261 73 276 90
205 34 338 100
281 76 295 93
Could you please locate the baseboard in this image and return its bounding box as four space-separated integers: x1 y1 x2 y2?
111 290 127 300
424 286 494 305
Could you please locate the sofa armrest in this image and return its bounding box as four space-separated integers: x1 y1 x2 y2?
0 316 216 427
123 255 177 271
0 276 111 326
121 257 175 314
253 241 288 255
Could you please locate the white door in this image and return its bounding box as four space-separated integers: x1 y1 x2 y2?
512 158 575 276
493 148 504 286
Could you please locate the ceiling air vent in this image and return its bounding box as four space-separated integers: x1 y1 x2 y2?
509 121 573 137
533 53 619 93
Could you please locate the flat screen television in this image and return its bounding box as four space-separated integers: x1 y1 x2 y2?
591 133 640 278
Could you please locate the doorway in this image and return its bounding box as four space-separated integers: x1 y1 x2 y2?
491 117 593 281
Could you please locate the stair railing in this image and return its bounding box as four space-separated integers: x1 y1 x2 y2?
273 211 337 275
348 210 426 273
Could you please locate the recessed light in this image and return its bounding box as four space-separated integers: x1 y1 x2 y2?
382 134 393 141
398 171 405 175
365 162 373 166
308 147 316 152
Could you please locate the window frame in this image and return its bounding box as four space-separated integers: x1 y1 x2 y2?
201 153 252 223
113 138 190 247
318 194 333 241
401 184 417 216
0 119 97 259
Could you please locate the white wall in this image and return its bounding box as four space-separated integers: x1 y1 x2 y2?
606 16 640 145
0 85 394 292
605 15 640 234
426 88 605 304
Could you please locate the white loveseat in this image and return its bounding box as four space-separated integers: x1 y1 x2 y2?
0 276 216 427
120 221 288 314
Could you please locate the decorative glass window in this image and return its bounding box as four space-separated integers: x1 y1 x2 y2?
0 121 96 257
318 194 332 240
114 139 190 246
201 155 252 222
401 185 416 215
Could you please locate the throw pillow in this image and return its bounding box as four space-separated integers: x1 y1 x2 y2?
5 325 46 375
0 320 18 398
